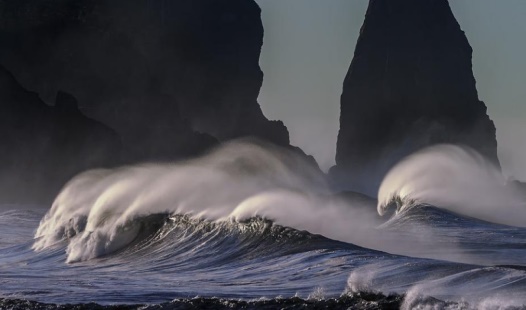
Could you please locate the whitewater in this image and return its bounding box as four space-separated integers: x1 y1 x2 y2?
2 141 526 309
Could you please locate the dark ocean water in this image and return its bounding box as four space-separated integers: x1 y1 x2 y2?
1 204 526 310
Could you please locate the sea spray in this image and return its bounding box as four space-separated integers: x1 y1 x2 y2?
34 142 526 264
6 142 526 306
377 144 526 227
33 141 381 262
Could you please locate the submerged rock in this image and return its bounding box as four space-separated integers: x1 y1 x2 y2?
331 0 499 195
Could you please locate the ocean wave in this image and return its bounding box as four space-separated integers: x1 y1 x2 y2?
32 142 526 267
17 142 526 307
33 141 380 262
347 260 526 310
377 144 526 227
4 206 526 306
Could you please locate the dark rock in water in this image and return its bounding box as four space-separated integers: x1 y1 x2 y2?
0 293 404 309
0 65 120 203
331 0 499 195
0 0 289 150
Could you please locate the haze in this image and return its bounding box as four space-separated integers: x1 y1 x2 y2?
255 0 526 180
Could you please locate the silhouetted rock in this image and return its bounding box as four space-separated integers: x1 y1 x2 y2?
0 0 290 151
0 1 322 202
0 65 120 203
331 0 499 195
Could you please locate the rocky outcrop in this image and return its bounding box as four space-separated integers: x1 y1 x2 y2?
0 0 320 202
0 0 289 150
0 65 120 203
331 0 499 195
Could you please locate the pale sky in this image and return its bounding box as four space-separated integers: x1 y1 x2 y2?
255 0 526 180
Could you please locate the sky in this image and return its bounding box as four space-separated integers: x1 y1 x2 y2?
254 0 526 180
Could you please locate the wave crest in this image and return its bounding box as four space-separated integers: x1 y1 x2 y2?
33 141 378 262
377 144 526 227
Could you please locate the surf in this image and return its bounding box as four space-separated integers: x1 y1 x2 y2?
1 142 525 307
377 144 526 227
33 140 381 262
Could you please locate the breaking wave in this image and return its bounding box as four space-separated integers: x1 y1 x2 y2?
2 142 525 308
377 144 526 227
33 140 379 262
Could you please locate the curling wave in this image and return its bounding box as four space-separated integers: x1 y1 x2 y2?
33 141 380 262
377 144 526 227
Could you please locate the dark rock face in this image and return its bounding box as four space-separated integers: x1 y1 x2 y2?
0 65 120 203
0 0 307 202
331 0 499 195
0 0 289 150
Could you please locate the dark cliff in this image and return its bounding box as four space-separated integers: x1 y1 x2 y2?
331 0 499 195
0 0 289 157
0 0 319 202
0 65 120 203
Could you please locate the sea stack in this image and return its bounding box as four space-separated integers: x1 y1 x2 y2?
331 0 499 195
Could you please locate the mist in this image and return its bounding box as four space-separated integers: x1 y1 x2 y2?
256 0 526 179
34 141 383 262
33 140 516 267
449 1 526 181
255 0 368 171
3 1 526 307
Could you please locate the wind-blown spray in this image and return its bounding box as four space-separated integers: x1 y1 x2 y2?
34 140 380 262
378 144 526 227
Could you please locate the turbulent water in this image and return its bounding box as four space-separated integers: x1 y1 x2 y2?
2 142 526 309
